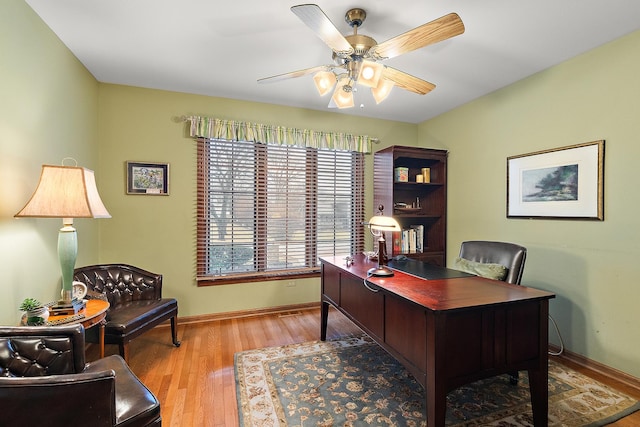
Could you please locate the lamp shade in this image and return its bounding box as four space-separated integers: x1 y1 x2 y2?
371 79 395 104
15 165 111 219
368 214 400 231
313 71 337 96
331 77 355 109
357 60 384 88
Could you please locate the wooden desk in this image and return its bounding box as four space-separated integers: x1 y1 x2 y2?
47 299 110 358
320 254 555 427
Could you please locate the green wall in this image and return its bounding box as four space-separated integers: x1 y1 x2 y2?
96 85 416 317
5 0 640 379
419 30 640 377
1 0 100 323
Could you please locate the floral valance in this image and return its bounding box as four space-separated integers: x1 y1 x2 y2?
186 115 374 153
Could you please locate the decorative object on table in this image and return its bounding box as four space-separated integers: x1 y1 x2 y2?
19 298 49 325
51 281 88 315
71 281 87 300
15 159 111 313
235 335 640 427
365 205 401 276
362 250 377 260
507 140 604 220
126 161 169 195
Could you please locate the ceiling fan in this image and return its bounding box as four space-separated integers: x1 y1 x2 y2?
257 4 465 109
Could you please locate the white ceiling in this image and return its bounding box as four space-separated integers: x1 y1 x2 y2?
26 0 640 124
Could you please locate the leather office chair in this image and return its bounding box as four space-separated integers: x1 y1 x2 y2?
0 324 161 426
458 240 527 384
458 240 527 285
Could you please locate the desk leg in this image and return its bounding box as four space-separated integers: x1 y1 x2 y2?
529 300 550 426
528 367 549 427
425 312 447 427
320 300 329 341
425 382 447 427
99 323 105 359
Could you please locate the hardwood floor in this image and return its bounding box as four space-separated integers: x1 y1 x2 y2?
88 307 640 426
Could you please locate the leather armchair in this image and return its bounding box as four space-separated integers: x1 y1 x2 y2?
458 240 527 285
0 324 160 426
74 264 180 361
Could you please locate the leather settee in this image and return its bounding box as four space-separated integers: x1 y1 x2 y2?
74 264 180 361
0 324 161 426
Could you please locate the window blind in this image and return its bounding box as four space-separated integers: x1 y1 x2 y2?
197 139 365 284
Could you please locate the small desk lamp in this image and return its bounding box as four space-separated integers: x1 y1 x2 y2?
15 161 111 309
366 205 401 277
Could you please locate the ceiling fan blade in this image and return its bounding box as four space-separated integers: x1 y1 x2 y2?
291 4 354 56
369 13 465 60
258 65 334 84
382 67 436 95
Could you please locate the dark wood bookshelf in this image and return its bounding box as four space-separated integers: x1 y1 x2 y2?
373 145 448 266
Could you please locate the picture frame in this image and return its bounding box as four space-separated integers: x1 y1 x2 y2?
507 140 604 220
126 161 169 195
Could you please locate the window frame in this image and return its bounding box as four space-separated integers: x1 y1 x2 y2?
196 138 365 286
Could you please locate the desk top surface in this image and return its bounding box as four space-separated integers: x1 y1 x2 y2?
321 254 555 311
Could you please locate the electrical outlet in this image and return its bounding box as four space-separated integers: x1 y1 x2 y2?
286 281 296 288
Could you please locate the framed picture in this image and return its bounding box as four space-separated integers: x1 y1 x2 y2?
507 140 604 220
126 161 169 195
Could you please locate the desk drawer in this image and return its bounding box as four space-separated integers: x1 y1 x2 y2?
340 274 384 338
385 295 427 374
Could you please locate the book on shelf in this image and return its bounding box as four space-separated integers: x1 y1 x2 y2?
393 225 424 255
392 231 402 255
410 225 424 253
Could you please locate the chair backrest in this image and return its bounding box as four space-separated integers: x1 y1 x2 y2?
0 324 86 376
459 240 527 285
74 264 163 308
0 371 116 427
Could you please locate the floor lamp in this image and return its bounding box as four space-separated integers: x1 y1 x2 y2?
15 162 111 312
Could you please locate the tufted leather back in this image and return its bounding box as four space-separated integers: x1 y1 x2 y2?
74 264 163 309
0 325 86 377
459 240 527 285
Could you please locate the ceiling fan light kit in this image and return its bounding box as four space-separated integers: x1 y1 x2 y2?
258 4 465 110
357 60 384 88
371 78 395 104
313 70 337 96
331 76 355 109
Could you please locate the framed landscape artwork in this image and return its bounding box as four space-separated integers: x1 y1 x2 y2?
126 161 169 195
507 140 604 220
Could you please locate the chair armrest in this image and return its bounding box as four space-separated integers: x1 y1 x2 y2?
85 355 160 425
0 370 116 427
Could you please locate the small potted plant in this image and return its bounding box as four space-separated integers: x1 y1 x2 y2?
19 298 49 325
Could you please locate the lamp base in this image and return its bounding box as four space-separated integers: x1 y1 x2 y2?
367 266 395 277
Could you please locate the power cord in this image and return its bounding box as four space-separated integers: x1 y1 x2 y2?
363 272 379 293
548 314 564 356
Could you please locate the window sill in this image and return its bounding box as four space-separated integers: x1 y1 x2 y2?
197 270 321 286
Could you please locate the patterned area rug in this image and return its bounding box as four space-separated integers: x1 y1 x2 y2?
235 335 640 427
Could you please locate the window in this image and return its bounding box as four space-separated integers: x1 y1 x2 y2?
197 139 365 284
